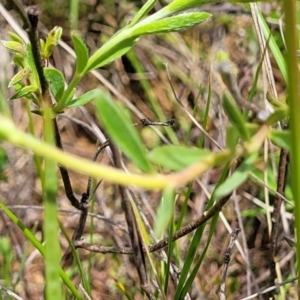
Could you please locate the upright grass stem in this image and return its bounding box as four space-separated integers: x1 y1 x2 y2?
283 0 300 291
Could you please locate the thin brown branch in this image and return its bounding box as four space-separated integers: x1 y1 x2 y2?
85 140 110 197
133 119 175 126
220 227 240 300
149 193 232 252
111 144 154 300
74 241 133 254
75 192 232 256
61 138 110 268
61 207 88 268
54 119 83 210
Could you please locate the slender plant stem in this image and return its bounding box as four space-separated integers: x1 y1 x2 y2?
283 0 300 292
0 116 270 189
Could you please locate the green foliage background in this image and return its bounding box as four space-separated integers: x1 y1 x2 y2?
0 0 299 299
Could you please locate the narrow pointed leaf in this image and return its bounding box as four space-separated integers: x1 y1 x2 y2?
148 145 211 171
85 37 137 72
132 12 211 35
8 68 29 88
10 85 37 100
94 89 152 172
8 32 24 44
129 0 157 27
162 0 212 15
43 26 62 59
1 40 26 56
215 154 257 199
154 188 175 237
223 91 250 141
72 34 89 74
270 130 291 151
66 88 99 108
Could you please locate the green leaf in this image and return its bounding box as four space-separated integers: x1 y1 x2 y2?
66 89 99 108
251 163 293 201
0 202 83 299
0 147 8 181
10 85 37 100
8 68 29 88
129 0 157 27
8 32 24 44
42 26 63 59
226 126 240 152
267 92 288 110
64 88 77 109
44 68 65 101
264 108 288 125
215 154 257 199
257 11 287 83
85 36 137 72
12 83 38 105
72 34 89 74
1 40 26 56
178 213 218 299
148 145 211 171
154 188 175 237
162 0 212 15
132 12 211 35
26 44 39 87
270 130 291 151
94 89 152 172
223 91 250 141
174 165 230 300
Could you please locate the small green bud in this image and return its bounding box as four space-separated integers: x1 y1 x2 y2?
1 40 26 57
8 68 30 88
42 26 63 59
8 32 24 44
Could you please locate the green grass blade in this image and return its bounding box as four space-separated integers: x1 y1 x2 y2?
180 214 219 298
60 221 91 296
198 75 212 148
176 183 192 231
70 0 79 30
257 11 287 83
283 0 300 288
42 107 62 300
173 223 206 300
0 202 83 299
155 188 175 237
129 0 157 27
164 203 175 294
215 153 258 199
174 163 230 299
223 91 250 141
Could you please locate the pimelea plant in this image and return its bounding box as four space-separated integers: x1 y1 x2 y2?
0 0 299 299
